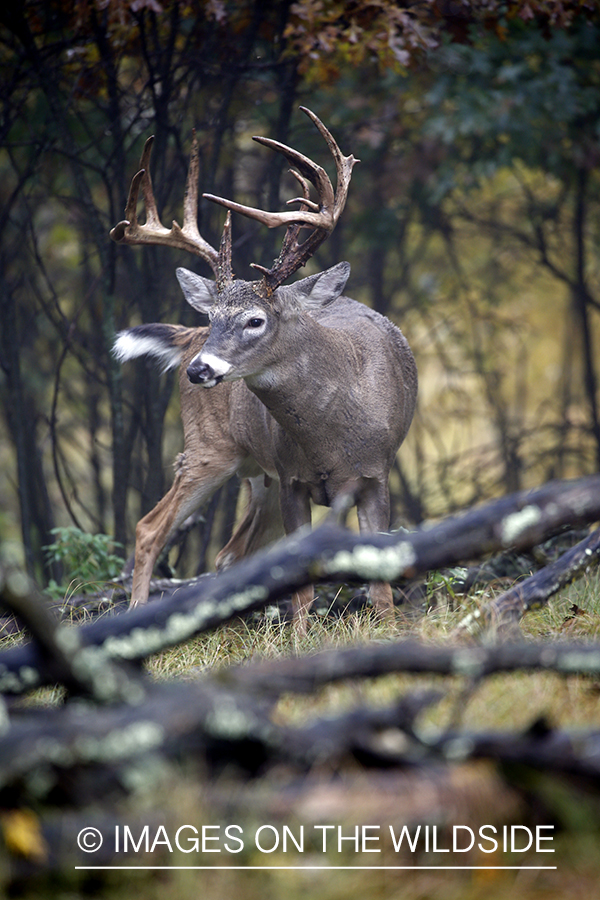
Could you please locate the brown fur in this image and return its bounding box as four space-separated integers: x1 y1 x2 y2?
119 263 417 632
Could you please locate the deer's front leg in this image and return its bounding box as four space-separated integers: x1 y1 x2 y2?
279 480 313 633
356 478 395 621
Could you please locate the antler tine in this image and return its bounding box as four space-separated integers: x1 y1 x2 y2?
110 133 226 280
249 169 312 278
136 136 160 227
216 211 233 290
202 107 358 295
301 106 357 225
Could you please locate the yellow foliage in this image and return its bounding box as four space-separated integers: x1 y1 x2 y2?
1 808 48 862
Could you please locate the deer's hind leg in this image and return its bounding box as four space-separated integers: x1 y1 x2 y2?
355 477 395 620
215 475 284 571
130 452 239 607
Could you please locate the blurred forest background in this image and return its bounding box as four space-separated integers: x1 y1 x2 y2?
1 0 599 589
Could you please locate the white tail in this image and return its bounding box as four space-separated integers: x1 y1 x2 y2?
112 109 417 630
113 325 186 372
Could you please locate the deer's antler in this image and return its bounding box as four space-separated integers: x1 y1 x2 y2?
202 107 359 296
110 134 234 290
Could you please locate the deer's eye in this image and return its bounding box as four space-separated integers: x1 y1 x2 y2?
246 317 265 330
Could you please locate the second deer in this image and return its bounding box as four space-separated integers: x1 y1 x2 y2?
112 108 418 630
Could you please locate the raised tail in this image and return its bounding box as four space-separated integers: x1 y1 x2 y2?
113 324 200 372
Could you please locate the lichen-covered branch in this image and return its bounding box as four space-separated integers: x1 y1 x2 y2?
454 525 600 638
4 636 600 807
0 475 599 696
0 679 277 805
0 566 143 704
435 723 600 785
225 638 600 696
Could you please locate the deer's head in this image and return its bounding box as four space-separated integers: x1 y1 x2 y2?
177 262 350 387
110 108 358 387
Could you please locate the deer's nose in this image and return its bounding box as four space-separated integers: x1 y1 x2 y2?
187 361 214 384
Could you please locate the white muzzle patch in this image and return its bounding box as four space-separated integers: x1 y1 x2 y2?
199 352 234 379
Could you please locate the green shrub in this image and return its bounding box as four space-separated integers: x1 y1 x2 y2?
43 526 124 600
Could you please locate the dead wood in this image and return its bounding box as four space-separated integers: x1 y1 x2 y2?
454 525 600 637
1 474 600 696
2 637 600 811
223 638 600 696
0 473 600 867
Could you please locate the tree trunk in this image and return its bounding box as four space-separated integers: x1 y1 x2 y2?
573 166 600 468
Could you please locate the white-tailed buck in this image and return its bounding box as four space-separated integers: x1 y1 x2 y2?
112 108 417 629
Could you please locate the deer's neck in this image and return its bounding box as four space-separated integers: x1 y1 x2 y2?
245 316 352 444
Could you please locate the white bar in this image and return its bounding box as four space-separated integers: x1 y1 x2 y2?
75 865 557 871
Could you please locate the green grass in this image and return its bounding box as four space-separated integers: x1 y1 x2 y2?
145 569 600 728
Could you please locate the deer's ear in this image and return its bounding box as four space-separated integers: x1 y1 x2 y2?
293 261 350 310
176 267 217 313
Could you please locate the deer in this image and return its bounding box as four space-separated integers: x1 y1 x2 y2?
111 107 418 631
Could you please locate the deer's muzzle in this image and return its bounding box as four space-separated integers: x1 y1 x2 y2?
187 361 219 386
187 351 233 387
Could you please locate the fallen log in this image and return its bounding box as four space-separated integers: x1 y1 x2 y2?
2 639 600 808
1 475 599 696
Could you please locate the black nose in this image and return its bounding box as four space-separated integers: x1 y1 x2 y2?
187 362 213 384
